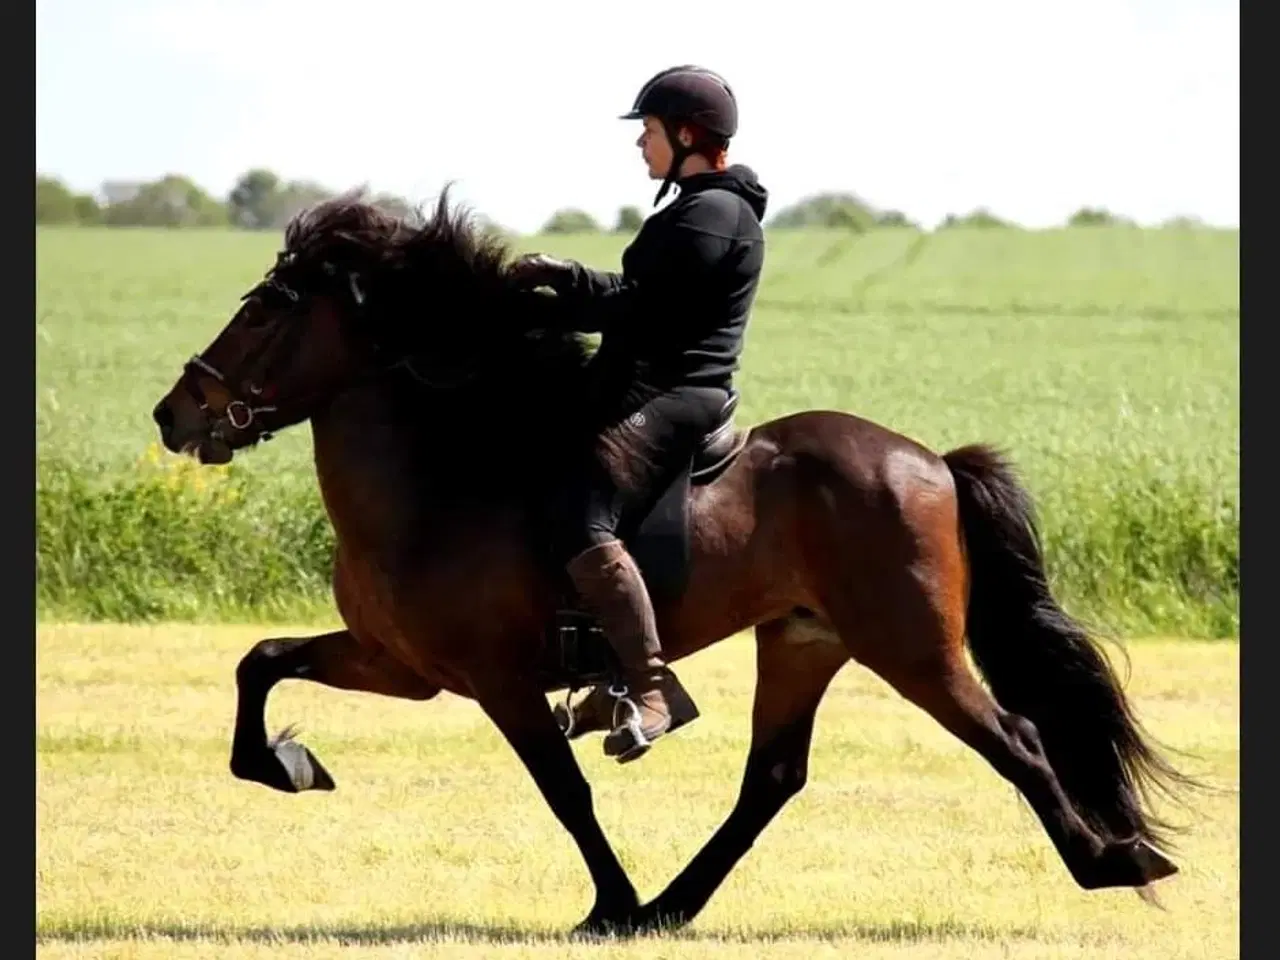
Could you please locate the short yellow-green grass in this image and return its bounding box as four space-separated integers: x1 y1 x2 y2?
38 624 1237 959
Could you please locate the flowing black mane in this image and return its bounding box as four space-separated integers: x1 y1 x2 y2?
284 189 593 368
282 187 512 296
279 188 601 482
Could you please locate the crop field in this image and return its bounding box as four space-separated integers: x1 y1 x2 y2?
36 624 1237 959
36 223 1238 634
36 222 1239 956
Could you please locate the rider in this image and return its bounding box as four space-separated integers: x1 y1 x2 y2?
507 65 769 763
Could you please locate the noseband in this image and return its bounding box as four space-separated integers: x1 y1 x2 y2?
181 353 282 442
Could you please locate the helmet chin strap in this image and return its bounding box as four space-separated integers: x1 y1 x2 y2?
654 117 695 206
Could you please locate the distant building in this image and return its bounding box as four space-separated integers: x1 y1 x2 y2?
98 180 142 206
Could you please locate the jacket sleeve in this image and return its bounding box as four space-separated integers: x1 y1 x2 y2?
563 263 626 297
548 220 727 335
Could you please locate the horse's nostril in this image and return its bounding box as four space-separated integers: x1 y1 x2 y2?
153 401 174 435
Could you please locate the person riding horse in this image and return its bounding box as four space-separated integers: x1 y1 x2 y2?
506 65 769 763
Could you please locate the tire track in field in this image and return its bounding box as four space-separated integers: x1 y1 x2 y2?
815 232 862 266
754 297 1238 323
845 231 932 306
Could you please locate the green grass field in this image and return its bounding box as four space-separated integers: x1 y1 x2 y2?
36 223 1238 633
36 625 1238 959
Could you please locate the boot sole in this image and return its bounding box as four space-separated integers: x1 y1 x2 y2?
556 679 701 741
604 692 701 763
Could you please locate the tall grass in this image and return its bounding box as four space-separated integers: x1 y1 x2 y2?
36 447 333 623
36 442 1238 636
35 225 1239 635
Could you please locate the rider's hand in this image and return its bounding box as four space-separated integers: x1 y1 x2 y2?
507 253 575 291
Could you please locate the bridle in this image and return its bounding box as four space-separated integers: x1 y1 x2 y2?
178 245 496 450
181 352 283 443
179 255 366 446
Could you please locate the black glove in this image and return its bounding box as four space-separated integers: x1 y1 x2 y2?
506 252 575 291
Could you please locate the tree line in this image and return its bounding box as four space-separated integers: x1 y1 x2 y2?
37 172 1207 234
36 170 419 231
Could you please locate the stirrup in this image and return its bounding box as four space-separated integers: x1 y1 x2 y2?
555 686 580 738
607 682 651 748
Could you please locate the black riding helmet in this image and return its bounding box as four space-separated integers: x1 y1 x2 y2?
621 65 738 204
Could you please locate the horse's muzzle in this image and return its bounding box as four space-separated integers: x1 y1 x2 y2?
153 399 179 452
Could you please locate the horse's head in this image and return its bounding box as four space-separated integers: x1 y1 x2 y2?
152 193 411 463
153 188 587 464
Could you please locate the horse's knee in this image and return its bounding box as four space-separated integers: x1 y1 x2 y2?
774 760 808 801
236 638 296 686
746 752 808 807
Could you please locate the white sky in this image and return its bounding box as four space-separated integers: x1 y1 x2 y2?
37 0 1238 232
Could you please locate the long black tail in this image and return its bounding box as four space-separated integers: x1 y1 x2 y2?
943 443 1195 852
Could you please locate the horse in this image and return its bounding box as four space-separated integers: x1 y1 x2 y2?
150 190 1193 934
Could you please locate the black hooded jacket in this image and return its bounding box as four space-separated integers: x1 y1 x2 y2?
548 164 768 390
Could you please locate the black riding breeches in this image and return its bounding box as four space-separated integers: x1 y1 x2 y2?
549 383 731 565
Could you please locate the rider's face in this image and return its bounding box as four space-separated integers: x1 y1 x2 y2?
637 116 685 180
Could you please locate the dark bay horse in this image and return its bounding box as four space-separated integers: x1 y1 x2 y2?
151 191 1192 934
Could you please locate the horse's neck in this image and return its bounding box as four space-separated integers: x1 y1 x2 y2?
308 379 537 580
309 383 432 558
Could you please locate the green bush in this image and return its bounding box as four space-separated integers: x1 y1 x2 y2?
35 445 1238 636
36 451 333 622
541 208 601 234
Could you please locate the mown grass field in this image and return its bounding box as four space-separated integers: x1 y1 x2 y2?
36 624 1237 959
35 223 1238 634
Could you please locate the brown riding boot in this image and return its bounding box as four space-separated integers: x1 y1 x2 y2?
565 540 700 763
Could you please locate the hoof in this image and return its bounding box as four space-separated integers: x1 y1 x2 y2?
230 726 336 793
571 913 622 938
571 896 643 938
571 897 690 938
627 899 691 934
1079 837 1179 890
1126 838 1179 884
271 728 336 792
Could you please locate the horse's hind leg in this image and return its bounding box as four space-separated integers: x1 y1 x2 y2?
634 616 849 931
230 630 440 793
832 581 1155 892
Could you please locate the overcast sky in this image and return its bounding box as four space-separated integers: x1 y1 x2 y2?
37 0 1238 232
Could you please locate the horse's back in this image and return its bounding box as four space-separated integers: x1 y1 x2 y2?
726 407 951 496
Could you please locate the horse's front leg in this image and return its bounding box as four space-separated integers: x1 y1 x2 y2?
230 630 440 793
472 671 641 935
